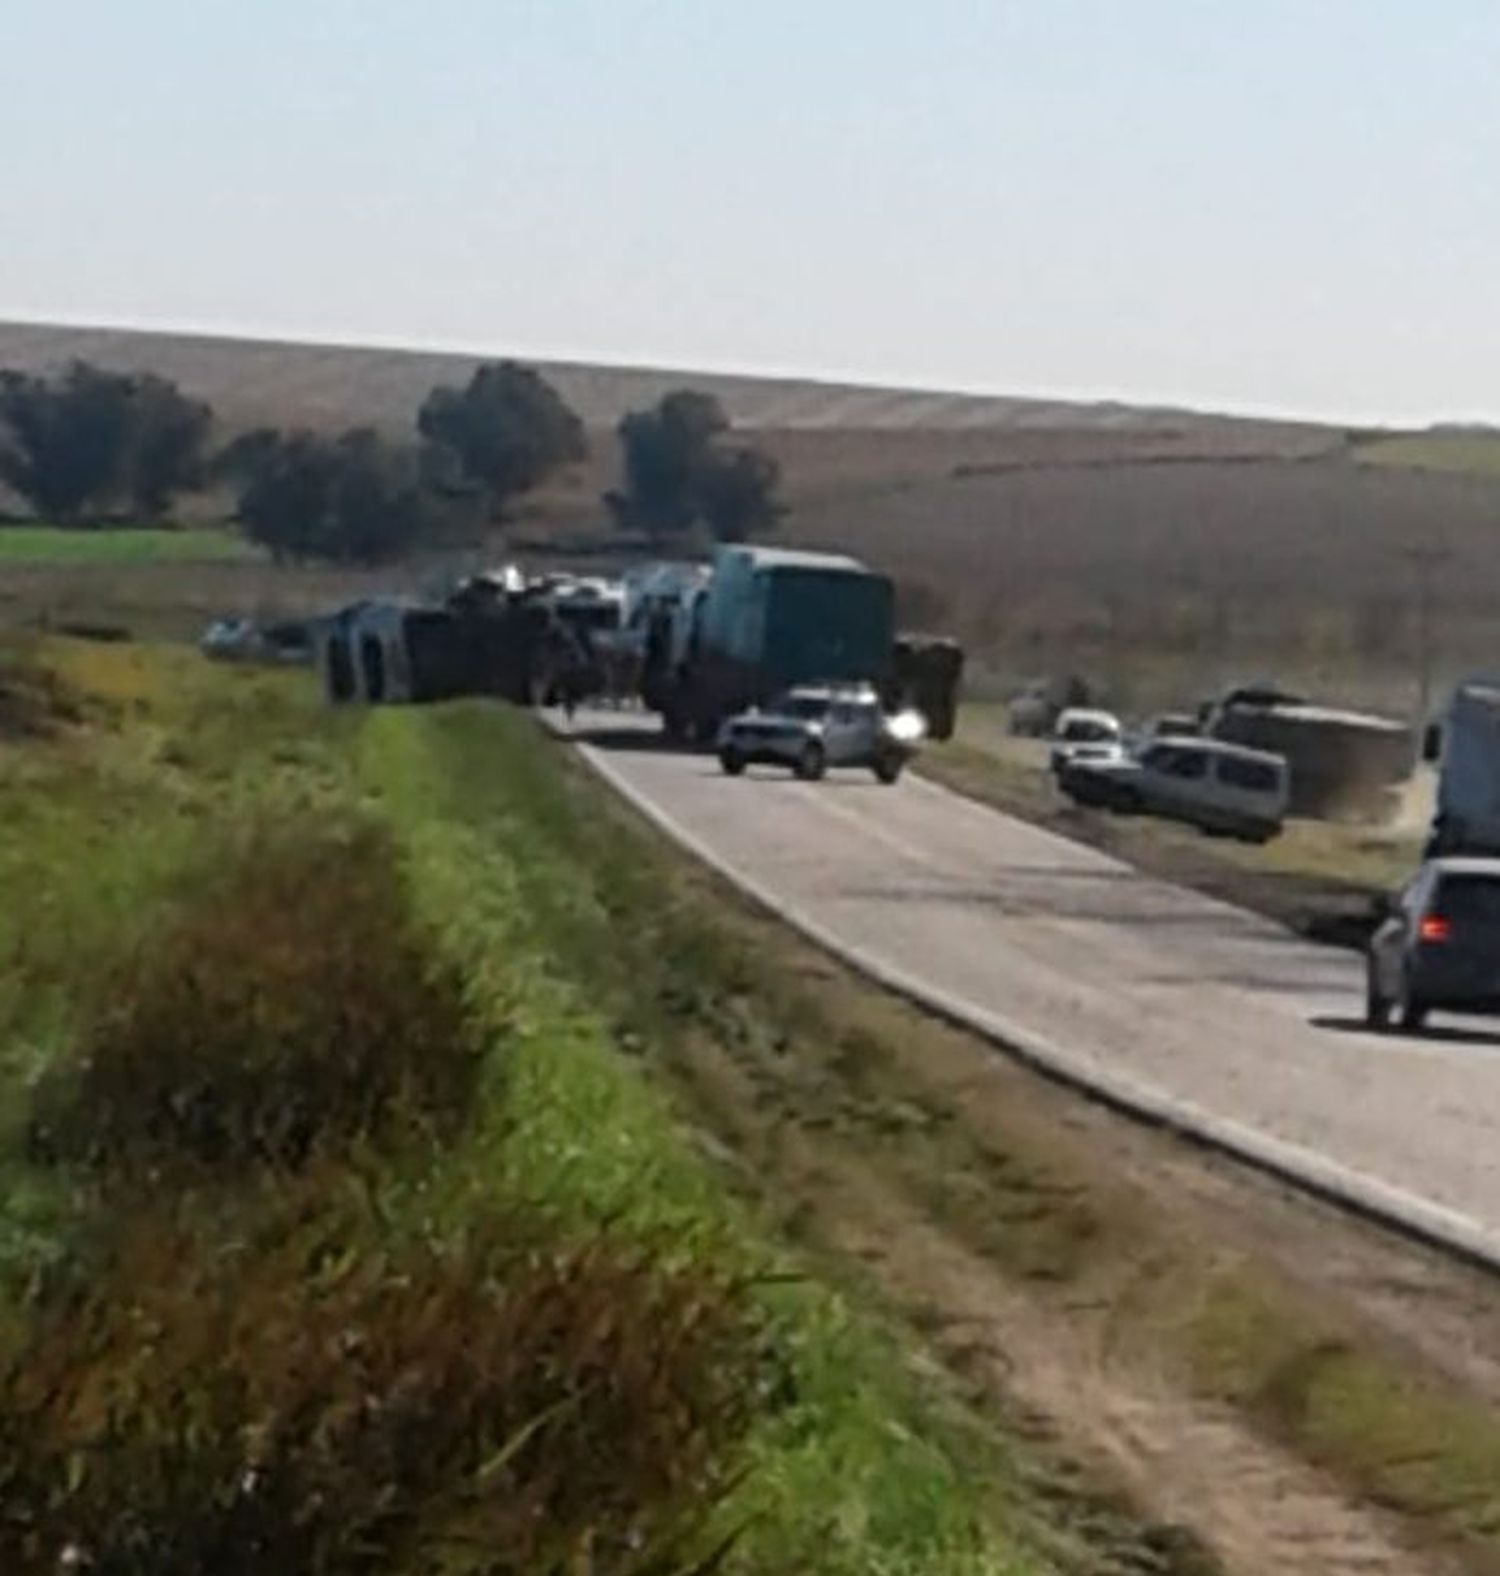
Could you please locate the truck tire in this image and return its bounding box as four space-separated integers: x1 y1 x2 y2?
720 747 746 776
795 741 826 781
872 751 903 785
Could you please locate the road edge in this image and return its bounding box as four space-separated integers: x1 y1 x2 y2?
568 732 1500 1277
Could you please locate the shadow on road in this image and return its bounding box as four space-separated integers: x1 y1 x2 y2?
566 724 703 755
1310 1013 1500 1048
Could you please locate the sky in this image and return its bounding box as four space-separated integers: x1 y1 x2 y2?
3 1 1498 425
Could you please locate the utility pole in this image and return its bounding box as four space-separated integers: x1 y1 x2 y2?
1403 543 1451 724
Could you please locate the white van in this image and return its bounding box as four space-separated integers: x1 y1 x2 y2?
1057 737 1289 843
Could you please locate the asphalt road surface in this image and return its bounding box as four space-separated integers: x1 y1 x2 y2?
567 711 1500 1248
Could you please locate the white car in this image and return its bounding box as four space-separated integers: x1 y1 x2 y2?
1048 707 1124 774
718 686 924 783
1057 736 1289 843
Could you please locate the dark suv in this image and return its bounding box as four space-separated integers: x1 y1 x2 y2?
1366 857 1500 1030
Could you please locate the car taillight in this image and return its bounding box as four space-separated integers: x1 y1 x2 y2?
1418 914 1452 943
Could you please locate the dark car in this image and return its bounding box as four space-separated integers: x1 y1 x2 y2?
1366 857 1500 1031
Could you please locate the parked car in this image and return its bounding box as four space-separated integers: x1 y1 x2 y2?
1056 737 1289 843
1142 712 1200 742
717 685 924 783
200 618 261 661
1008 674 1091 738
1366 857 1500 1031
1048 707 1124 774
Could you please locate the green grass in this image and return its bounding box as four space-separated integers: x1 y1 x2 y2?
0 524 254 565
0 641 1035 1576
1355 433 1500 477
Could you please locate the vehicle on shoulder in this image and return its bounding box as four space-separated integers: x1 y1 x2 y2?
1366 857 1500 1031
717 684 924 783
1142 711 1200 743
1056 736 1288 843
1048 707 1124 774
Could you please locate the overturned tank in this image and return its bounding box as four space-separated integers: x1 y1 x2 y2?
1206 692 1413 818
315 579 581 708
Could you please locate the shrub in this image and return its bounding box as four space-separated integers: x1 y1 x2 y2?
0 640 82 741
0 1199 756 1574
29 816 482 1176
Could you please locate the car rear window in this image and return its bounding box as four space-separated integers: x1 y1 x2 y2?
1215 754 1279 792
1433 875 1500 924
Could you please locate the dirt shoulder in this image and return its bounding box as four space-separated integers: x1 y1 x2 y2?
920 733 1419 949
546 724 1500 1576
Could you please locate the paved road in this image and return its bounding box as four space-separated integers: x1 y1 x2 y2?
566 713 1500 1249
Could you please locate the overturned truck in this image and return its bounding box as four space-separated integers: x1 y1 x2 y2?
316 578 586 709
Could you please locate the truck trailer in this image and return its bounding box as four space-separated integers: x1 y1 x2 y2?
1425 677 1500 855
642 545 896 742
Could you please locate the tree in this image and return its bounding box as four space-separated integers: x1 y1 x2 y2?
0 361 212 521
417 362 586 518
222 428 441 565
696 446 783 543
607 389 781 543
0 363 138 521
607 391 727 539
125 374 213 516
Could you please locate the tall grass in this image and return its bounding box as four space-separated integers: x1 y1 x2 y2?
29 816 481 1177
0 1196 757 1575
0 638 82 741
0 646 1033 1576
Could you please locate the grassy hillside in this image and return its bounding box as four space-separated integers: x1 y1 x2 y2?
0 317 1319 437
1355 432 1500 476
0 637 1049 1576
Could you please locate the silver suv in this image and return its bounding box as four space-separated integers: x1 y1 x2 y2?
1367 856 1500 1031
718 686 922 783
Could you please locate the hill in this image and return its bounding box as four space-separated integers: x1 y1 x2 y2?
8 319 1500 717
0 316 1322 439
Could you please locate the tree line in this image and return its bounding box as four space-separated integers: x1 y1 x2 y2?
0 358 782 563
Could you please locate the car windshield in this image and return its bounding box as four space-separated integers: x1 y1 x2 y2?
777 695 832 720
1061 718 1115 742
1433 874 1500 925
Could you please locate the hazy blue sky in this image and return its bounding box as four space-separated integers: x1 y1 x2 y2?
3 1 1497 423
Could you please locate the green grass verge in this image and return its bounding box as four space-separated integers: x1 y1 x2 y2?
410 700 1500 1573
1355 433 1500 477
0 524 254 564
0 642 1035 1576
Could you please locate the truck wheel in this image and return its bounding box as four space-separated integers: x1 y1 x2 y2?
720 747 745 777
872 751 903 785
795 741 826 781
